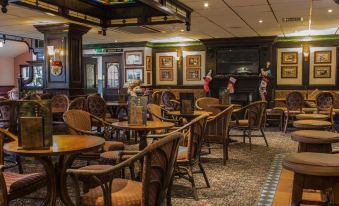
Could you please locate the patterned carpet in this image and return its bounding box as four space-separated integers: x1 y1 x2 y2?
7 128 299 206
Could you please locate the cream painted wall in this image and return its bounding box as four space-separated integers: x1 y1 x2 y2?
0 57 15 86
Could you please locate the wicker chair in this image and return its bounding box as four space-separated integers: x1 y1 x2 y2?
161 90 180 111
205 105 234 165
63 110 124 154
229 101 268 150
151 90 163 105
67 132 182 206
0 128 47 206
195 97 220 115
315 91 335 125
68 97 87 111
283 91 304 133
87 94 115 124
51 95 69 114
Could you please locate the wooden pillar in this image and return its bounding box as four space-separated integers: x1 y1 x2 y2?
34 23 90 96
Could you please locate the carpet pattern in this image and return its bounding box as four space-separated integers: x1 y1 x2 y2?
6 128 299 206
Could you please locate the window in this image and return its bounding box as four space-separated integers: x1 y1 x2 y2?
106 63 120 88
85 64 96 88
26 65 43 87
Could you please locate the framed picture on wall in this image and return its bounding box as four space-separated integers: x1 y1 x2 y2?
314 51 332 64
159 69 173 81
125 51 144 66
159 56 173 68
186 55 201 67
314 66 331 78
125 68 143 82
281 66 298 78
146 56 152 71
146 72 151 84
281 52 298 64
186 68 201 81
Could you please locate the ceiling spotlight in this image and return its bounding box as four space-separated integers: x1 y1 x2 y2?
204 2 209 8
328 9 333 13
259 19 263 23
180 29 185 32
114 40 118 43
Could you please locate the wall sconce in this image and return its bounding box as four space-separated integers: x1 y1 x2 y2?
176 49 182 63
47 45 64 76
303 45 310 62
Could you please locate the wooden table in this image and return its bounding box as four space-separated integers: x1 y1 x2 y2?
167 110 213 121
111 121 174 149
208 104 241 113
106 101 128 118
274 98 316 102
4 135 105 206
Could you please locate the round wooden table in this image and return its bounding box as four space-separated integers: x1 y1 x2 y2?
111 121 174 149
4 135 105 206
296 113 328 120
106 101 128 118
167 110 213 121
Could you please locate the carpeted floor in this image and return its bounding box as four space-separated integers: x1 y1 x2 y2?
7 128 299 206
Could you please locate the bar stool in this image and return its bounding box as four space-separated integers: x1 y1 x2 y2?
296 113 328 121
293 120 332 130
291 130 339 153
283 153 339 206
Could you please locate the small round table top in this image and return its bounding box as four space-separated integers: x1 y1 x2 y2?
293 120 332 129
111 121 174 131
167 110 213 116
4 135 105 156
291 130 339 144
296 113 328 120
106 101 128 106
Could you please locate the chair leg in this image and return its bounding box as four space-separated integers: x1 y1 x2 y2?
198 162 210 188
166 173 175 206
188 166 198 200
260 128 269 147
284 114 289 133
242 130 246 143
248 130 252 150
223 138 228 165
207 142 211 154
16 155 23 174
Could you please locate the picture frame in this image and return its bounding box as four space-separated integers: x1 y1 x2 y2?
281 52 298 64
125 51 144 66
314 51 332 64
125 68 143 82
159 69 173 81
186 55 201 67
146 72 151 84
159 56 173 68
146 56 152 71
281 66 298 78
314 66 331 78
186 68 201 81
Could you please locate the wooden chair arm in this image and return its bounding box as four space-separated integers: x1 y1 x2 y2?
64 124 101 136
0 128 18 141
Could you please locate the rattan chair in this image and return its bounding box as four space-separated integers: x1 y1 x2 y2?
68 97 87 111
161 90 180 111
283 91 304 133
195 97 220 115
0 128 47 206
315 91 335 126
87 94 115 124
67 132 182 206
229 101 268 150
205 105 234 165
151 90 163 105
51 95 69 114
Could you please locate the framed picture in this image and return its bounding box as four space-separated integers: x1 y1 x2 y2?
159 69 173 81
125 68 143 82
159 56 173 68
314 66 331 78
281 66 298 78
186 55 201 67
281 52 298 64
186 68 201 81
314 51 332 64
146 72 151 84
125 51 144 66
146 56 152 71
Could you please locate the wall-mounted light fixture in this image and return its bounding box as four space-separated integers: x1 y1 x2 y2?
0 34 6 48
303 44 310 62
176 49 183 63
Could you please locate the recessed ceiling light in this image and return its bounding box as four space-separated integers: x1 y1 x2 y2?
328 9 333 13
114 40 118 43
259 19 263 23
180 29 185 32
45 12 56 16
204 2 209 8
0 41 3 48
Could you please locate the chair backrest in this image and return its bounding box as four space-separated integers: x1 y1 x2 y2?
245 101 267 129
147 103 163 122
51 95 69 113
141 132 182 206
316 91 334 111
205 105 233 143
7 89 19 100
161 90 176 109
286 91 303 111
195 97 220 115
86 94 106 119
68 97 87 111
63 110 92 134
0 100 17 133
152 91 163 105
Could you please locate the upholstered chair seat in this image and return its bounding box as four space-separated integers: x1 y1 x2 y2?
102 141 124 152
4 172 46 195
230 119 249 127
291 130 339 144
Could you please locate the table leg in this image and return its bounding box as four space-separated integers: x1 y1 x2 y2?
37 156 57 206
59 154 78 206
138 131 148 150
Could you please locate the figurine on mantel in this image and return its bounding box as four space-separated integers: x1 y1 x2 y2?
127 79 143 97
203 69 213 97
259 61 272 101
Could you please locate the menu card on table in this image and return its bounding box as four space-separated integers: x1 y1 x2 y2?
128 96 148 125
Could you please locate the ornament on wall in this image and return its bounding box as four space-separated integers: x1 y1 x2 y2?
48 46 64 76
